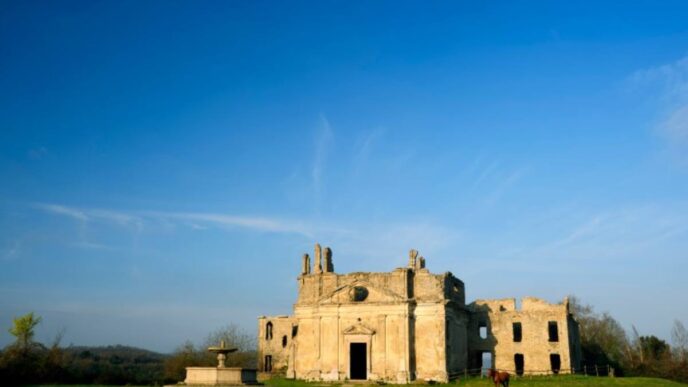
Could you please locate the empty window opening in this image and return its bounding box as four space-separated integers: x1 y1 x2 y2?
264 355 272 372
514 354 525 376
282 335 287 348
481 352 493 376
548 321 559 342
265 321 273 340
550 354 561 374
513 322 522 342
291 325 298 338
352 286 369 302
479 322 487 339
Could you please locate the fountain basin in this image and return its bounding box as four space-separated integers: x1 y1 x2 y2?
184 366 258 385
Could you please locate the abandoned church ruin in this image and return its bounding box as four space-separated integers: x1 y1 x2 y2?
257 244 582 383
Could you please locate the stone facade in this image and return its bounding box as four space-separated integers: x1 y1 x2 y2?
257 245 581 383
468 297 582 376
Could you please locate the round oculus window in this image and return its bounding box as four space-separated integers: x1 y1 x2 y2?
350 286 369 302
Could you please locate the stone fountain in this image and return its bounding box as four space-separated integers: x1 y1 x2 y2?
182 340 258 385
208 340 236 368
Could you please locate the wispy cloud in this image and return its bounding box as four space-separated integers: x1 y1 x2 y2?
522 204 688 266
471 159 500 189
32 203 461 269
34 203 314 239
463 156 527 205
35 203 89 221
630 56 688 100
630 55 688 165
352 127 385 172
662 105 688 151
72 241 115 250
484 167 527 205
312 115 334 204
2 239 22 261
35 203 143 230
145 211 313 236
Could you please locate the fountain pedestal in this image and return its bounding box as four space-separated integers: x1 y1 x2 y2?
183 341 258 385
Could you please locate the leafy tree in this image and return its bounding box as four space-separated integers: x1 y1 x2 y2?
163 340 200 383
8 312 42 351
639 335 670 361
568 295 629 370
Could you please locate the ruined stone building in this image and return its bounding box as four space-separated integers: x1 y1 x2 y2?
257 244 581 383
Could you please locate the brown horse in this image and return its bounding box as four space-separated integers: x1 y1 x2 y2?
487 368 510 387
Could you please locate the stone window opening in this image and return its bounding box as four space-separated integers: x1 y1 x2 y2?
548 321 559 342
266 321 273 340
514 353 524 376
513 322 522 342
351 286 368 302
264 355 272 372
550 353 561 374
291 325 298 338
479 322 487 339
282 335 288 348
481 352 493 375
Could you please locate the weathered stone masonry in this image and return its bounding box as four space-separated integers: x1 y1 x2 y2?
258 245 581 383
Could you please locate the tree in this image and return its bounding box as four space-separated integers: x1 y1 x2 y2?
163 341 199 383
202 323 257 368
568 296 629 369
671 320 688 362
8 312 42 351
639 335 670 361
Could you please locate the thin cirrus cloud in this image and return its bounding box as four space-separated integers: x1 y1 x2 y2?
35 203 89 222
630 55 688 162
143 211 314 236
311 115 334 205
34 203 314 238
31 202 461 269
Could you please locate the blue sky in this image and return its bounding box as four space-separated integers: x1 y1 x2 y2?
1 1 688 353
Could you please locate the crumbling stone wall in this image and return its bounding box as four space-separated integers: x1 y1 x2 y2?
467 297 582 375
257 316 295 375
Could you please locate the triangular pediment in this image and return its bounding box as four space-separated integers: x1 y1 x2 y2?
342 322 376 335
317 280 406 305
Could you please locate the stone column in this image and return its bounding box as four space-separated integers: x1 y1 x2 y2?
324 247 334 272
302 253 311 275
408 249 418 269
314 243 323 273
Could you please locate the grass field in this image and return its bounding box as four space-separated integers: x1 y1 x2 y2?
265 375 687 387
30 376 688 387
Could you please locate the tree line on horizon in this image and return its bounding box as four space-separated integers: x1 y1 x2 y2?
0 313 255 385
0 298 687 385
568 296 687 383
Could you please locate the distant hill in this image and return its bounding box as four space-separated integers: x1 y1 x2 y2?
64 344 168 362
59 345 168 385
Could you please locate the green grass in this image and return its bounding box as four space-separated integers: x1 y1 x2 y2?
30 376 688 386
451 375 686 386
265 375 687 387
